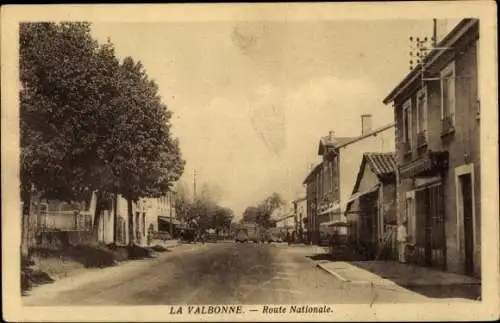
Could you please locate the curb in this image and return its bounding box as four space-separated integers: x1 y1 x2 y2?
316 263 350 282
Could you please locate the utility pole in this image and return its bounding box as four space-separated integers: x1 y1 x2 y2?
193 169 198 200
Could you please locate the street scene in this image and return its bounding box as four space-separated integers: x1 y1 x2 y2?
14 13 485 309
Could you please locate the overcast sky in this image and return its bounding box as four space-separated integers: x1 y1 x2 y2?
91 19 459 218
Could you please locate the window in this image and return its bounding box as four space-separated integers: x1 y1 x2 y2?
402 99 412 152
416 87 428 136
441 61 456 133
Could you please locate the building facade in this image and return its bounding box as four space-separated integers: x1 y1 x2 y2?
303 114 395 245
383 19 480 277
345 153 398 259
292 197 307 239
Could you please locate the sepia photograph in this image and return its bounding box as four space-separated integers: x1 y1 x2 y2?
1 2 498 322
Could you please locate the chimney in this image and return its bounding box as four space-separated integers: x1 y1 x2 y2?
361 114 373 135
328 130 335 141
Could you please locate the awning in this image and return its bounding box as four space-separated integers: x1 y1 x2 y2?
158 216 181 225
346 184 380 205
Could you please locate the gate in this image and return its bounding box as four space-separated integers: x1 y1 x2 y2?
414 184 446 270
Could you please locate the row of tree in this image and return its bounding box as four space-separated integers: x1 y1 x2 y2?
241 192 285 228
20 22 185 255
174 183 234 236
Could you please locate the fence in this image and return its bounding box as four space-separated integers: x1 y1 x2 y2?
39 211 93 232
24 209 93 249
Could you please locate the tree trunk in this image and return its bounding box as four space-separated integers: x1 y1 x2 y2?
127 198 134 246
92 191 103 241
112 194 118 244
21 188 32 260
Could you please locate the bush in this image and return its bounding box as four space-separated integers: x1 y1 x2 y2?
151 245 169 252
69 244 119 268
21 267 55 294
127 244 154 260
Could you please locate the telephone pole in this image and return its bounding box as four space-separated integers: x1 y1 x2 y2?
193 169 198 200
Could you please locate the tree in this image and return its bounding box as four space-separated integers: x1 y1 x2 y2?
241 192 285 228
20 22 185 249
20 22 113 253
102 56 185 245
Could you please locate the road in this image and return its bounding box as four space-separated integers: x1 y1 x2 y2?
23 242 430 306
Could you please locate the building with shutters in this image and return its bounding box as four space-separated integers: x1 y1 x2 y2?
383 19 481 277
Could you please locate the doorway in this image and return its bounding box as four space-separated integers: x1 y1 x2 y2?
415 184 446 269
459 173 474 275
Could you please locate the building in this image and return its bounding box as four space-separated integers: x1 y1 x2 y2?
303 114 395 245
345 153 398 259
292 197 307 239
273 204 295 234
29 188 179 247
383 19 480 277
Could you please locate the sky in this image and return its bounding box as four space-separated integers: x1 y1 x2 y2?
90 19 460 219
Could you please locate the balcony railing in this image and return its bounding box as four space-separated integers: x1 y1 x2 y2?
441 114 455 137
417 130 428 148
39 211 93 232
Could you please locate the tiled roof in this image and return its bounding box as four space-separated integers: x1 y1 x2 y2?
364 152 397 177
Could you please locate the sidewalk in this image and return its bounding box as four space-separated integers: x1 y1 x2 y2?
317 260 481 300
150 239 182 248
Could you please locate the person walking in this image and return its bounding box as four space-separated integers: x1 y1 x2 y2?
397 220 408 263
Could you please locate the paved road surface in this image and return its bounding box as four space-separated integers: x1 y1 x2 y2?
23 242 429 306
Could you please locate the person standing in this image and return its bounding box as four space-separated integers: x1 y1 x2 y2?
397 220 408 263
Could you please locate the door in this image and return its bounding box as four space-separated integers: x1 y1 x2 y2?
135 212 141 244
460 174 474 275
415 184 445 269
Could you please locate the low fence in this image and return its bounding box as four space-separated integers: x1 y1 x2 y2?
38 211 93 232
24 210 93 249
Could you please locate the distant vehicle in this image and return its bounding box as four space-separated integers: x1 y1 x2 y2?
206 229 218 243
244 222 261 243
235 229 249 243
265 228 283 243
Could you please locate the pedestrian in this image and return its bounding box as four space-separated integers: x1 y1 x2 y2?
397 220 408 263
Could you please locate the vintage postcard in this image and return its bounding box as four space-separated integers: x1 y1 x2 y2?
1 1 499 322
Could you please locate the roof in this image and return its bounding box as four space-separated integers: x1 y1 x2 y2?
351 152 396 196
320 123 395 156
318 136 356 155
365 152 397 177
302 162 322 184
336 123 395 149
383 19 479 104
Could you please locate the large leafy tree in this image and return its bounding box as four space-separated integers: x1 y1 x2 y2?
20 22 185 250
20 22 113 253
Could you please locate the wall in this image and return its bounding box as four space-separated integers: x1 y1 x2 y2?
356 162 379 194
338 127 395 217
